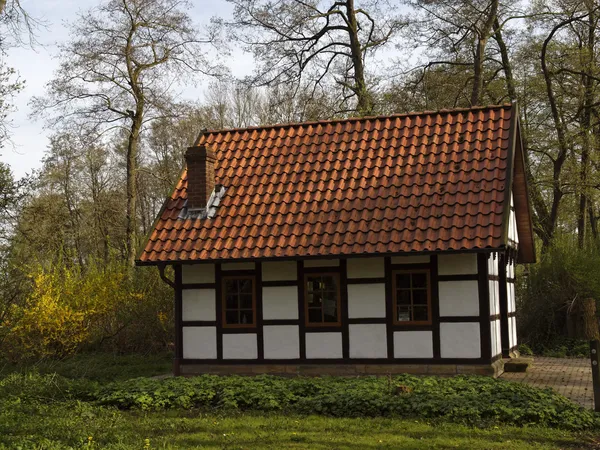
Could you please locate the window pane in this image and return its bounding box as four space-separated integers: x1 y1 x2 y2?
239 279 253 294
308 308 322 323
306 278 319 292
397 305 411 322
224 279 237 294
240 294 253 309
412 290 428 305
412 273 427 288
308 292 322 307
397 289 411 305
240 310 253 325
323 294 338 322
225 294 237 309
225 311 238 324
413 306 428 322
322 275 337 291
396 273 411 289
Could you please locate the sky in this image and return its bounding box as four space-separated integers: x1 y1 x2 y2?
1 0 250 179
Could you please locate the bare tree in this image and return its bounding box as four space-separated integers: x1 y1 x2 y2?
228 0 404 115
32 0 219 266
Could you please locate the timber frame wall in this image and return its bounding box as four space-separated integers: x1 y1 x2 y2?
170 251 517 373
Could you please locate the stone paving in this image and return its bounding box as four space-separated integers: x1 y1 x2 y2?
501 357 594 409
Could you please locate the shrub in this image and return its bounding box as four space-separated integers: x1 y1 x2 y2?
88 374 599 430
517 236 600 347
1 259 173 360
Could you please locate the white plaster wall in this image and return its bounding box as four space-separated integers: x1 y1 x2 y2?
438 254 478 275
182 264 215 284
223 333 258 359
440 322 481 358
495 319 502 356
182 289 216 321
391 255 430 264
347 257 384 278
262 286 299 320
182 327 216 359
222 262 255 271
349 324 387 358
304 259 339 267
490 319 502 357
393 331 433 358
509 193 519 245
488 280 500 317
348 283 386 318
439 280 479 316
507 282 516 313
263 325 299 359
262 261 297 281
508 316 518 349
305 332 343 359
507 260 515 279
488 254 499 276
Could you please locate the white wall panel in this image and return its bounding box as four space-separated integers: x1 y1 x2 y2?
438 254 478 275
391 255 430 264
348 283 386 318
182 289 216 321
263 326 299 359
508 193 519 245
223 333 258 359
262 261 297 281
495 320 502 356
304 259 339 267
182 264 215 284
262 286 298 320
488 254 499 276
508 316 518 349
182 327 216 359
439 280 479 316
305 332 343 359
440 322 481 358
347 257 384 278
488 280 500 317
393 331 433 358
490 319 502 357
222 262 255 271
349 324 387 358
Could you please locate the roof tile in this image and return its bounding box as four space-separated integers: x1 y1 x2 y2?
139 104 514 263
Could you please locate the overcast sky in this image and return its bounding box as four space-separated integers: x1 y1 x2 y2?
1 0 249 179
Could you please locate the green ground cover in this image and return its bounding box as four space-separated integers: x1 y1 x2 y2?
0 354 598 449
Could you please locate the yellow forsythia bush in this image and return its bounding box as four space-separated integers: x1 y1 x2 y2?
3 260 173 361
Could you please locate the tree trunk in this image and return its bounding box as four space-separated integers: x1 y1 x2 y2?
577 6 595 249
470 0 498 106
581 298 600 340
125 114 142 267
345 0 372 115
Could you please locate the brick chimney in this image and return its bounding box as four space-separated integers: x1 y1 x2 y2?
185 145 216 210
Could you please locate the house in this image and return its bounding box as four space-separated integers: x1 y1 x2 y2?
137 103 535 377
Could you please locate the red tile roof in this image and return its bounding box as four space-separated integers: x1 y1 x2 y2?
138 104 523 264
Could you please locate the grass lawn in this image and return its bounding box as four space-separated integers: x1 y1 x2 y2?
1 354 598 449
1 404 596 449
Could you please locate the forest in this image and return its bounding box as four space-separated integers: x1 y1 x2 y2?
0 0 599 360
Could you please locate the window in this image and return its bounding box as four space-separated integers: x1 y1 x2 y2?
393 270 431 325
222 276 256 327
305 273 340 326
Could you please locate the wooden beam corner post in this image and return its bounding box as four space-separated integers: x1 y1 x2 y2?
590 340 600 412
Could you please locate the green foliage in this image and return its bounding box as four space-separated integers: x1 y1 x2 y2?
0 364 598 449
517 236 600 346
0 259 173 361
87 374 599 430
0 353 172 382
519 338 590 358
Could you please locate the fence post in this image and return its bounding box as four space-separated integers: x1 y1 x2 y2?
590 340 600 412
